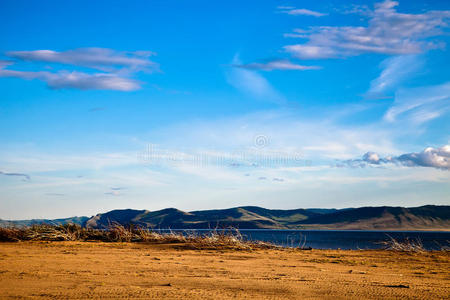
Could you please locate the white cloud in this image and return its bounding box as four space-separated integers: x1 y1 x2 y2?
284 45 337 59
362 152 383 164
284 0 450 59
233 59 320 71
341 145 450 170
277 7 326 17
397 146 450 169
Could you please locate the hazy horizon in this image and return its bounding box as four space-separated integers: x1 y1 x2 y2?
1 0 449 220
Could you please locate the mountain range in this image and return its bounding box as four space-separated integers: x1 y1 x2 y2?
1 205 449 231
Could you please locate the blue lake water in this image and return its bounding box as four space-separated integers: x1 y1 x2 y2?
155 229 450 250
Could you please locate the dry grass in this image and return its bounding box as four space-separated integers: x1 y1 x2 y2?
2 225 444 252
379 235 426 252
0 224 278 250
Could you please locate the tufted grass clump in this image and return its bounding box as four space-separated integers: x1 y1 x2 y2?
0 224 278 250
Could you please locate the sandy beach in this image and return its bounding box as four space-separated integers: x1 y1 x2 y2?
0 242 448 299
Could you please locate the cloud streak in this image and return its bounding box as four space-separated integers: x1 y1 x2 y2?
7 48 158 72
104 186 125 195
233 59 320 71
284 0 450 59
0 48 157 91
367 55 424 96
0 68 141 91
384 82 450 124
110 187 125 191
0 171 30 181
278 6 326 17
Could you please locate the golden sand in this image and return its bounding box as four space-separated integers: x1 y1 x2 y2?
0 242 448 299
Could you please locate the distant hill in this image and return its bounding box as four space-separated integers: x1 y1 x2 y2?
296 205 450 230
0 216 89 227
1 205 449 231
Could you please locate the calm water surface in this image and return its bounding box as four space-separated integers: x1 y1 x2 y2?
157 229 450 250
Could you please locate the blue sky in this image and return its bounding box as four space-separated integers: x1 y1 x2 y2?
0 0 449 219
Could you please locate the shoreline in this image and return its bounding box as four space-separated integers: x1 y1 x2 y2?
147 228 450 232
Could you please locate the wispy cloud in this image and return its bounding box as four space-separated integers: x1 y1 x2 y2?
7 48 158 72
277 6 326 17
105 187 123 196
384 82 450 124
272 177 285 182
110 187 126 191
0 68 141 91
0 60 13 68
148 107 399 160
340 145 450 170
367 55 424 97
233 59 320 71
284 0 450 59
0 48 158 91
104 191 121 196
0 151 138 173
337 4 371 16
226 55 284 102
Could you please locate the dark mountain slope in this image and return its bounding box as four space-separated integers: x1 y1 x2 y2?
82 205 449 230
85 209 148 229
2 205 449 231
189 207 286 229
236 206 319 223
296 206 450 230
